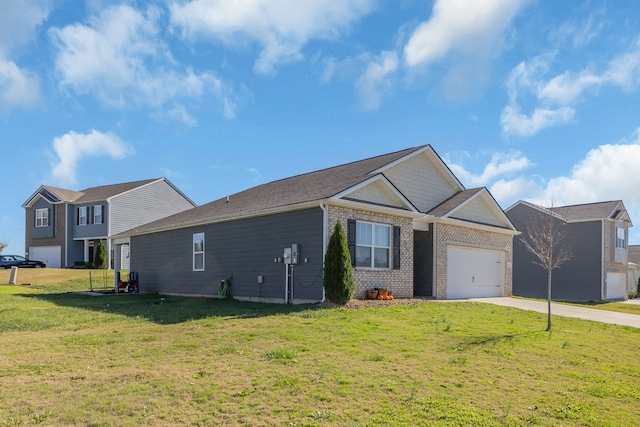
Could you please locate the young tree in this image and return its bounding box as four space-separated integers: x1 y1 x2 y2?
520 209 572 331
94 240 107 269
0 240 7 253
323 222 354 304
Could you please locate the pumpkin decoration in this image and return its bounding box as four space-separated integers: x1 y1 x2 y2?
376 294 384 300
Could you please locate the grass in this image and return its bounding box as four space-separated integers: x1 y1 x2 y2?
559 300 640 316
1 269 640 426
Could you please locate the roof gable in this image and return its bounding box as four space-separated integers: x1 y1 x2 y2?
430 188 516 230
378 146 464 212
335 175 417 211
22 185 84 207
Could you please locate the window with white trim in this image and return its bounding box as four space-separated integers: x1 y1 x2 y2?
78 207 87 225
93 205 103 224
616 226 626 249
35 208 49 227
193 233 205 271
355 221 390 269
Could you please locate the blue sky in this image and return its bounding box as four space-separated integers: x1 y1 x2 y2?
2 0 640 256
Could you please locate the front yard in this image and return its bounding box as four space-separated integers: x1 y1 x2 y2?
1 269 640 426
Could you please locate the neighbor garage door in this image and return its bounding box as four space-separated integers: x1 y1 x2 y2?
29 246 61 268
606 272 626 300
447 246 504 299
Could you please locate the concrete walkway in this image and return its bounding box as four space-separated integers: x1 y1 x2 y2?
466 297 640 329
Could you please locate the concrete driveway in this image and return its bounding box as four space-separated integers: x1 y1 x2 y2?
467 297 640 329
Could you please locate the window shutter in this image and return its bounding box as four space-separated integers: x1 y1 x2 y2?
393 226 401 270
34 210 37 227
48 208 51 227
77 208 80 225
347 219 356 267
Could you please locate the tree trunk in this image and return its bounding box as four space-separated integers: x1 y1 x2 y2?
546 269 552 331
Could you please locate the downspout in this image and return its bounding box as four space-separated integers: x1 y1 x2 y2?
601 219 605 300
320 201 328 302
432 222 437 299
106 200 112 270
64 203 68 268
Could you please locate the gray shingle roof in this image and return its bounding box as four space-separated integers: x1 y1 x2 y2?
41 185 84 203
41 179 160 203
124 146 427 235
427 188 483 217
75 179 160 203
549 201 622 221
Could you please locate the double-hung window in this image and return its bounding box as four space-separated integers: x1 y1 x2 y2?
35 208 49 227
616 227 626 249
355 221 390 269
78 207 87 225
93 205 103 224
193 233 205 271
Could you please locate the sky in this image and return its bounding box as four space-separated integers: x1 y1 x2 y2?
2 0 640 256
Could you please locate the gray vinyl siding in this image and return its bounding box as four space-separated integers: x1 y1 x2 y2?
130 208 324 301
31 199 55 239
109 180 194 236
413 229 433 297
73 204 108 238
508 204 603 301
68 240 85 266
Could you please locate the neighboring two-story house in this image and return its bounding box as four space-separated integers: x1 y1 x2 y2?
506 200 634 301
22 178 196 269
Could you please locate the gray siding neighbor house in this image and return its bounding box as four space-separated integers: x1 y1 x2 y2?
119 145 518 303
505 200 634 301
22 178 196 269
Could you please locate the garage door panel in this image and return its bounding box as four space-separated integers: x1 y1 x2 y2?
29 246 61 268
447 246 504 299
606 272 626 300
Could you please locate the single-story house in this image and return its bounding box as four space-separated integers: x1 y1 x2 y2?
120 145 517 303
506 200 634 301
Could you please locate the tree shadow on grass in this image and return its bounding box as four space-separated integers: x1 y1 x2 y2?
454 330 545 351
18 292 316 325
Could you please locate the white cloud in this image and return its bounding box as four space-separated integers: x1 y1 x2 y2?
403 0 528 68
168 0 375 75
164 105 197 127
0 0 49 112
447 151 532 187
50 4 236 120
0 0 50 55
355 51 398 110
502 40 640 137
485 130 640 243
51 130 134 186
0 56 40 112
490 177 539 205
500 104 575 138
539 141 640 207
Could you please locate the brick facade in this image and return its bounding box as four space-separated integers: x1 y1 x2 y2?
433 223 513 299
603 220 630 299
327 205 414 299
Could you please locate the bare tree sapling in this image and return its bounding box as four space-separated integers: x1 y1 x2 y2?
520 209 573 331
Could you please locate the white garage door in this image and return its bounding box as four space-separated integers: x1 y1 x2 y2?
606 272 626 300
29 246 61 268
447 246 504 299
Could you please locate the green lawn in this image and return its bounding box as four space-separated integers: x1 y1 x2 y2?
1 270 640 426
559 300 640 316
